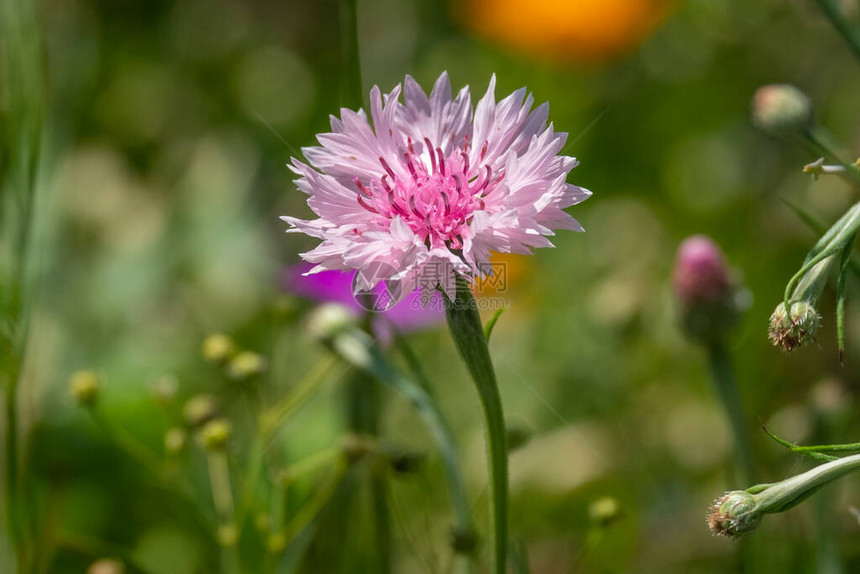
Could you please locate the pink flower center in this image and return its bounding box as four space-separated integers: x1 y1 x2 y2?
353 137 500 250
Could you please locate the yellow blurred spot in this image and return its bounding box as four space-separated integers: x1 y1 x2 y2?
463 0 675 63
475 252 530 297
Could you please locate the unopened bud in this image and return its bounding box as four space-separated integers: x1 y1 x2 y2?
673 236 742 342
708 491 762 537
151 374 178 405
588 496 622 527
768 301 820 353
202 333 235 364
87 558 125 574
199 418 232 451
164 427 187 455
183 394 219 428
752 84 812 135
306 303 356 342
217 524 238 547
69 370 100 406
267 532 287 553
227 351 267 381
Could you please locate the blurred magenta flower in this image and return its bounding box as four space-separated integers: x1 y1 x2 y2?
673 235 744 342
284 263 443 337
282 72 590 302
673 235 732 305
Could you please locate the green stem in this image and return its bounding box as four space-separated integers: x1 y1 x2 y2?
803 126 860 187
813 0 860 63
755 453 860 514
346 367 390 574
5 373 27 573
326 329 474 539
207 451 240 574
707 342 754 485
444 277 508 574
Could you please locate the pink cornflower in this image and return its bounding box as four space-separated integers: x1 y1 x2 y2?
283 72 590 301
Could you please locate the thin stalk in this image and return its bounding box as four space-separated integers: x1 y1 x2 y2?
444 277 508 574
207 451 240 574
803 126 860 187
756 453 860 514
346 368 391 574
813 0 860 63
282 459 348 545
707 342 754 485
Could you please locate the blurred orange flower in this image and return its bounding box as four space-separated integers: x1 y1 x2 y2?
462 0 675 63
475 252 531 297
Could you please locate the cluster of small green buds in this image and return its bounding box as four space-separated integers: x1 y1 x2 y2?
183 394 220 428
752 84 812 135
768 300 821 353
227 351 267 381
202 333 235 364
69 370 100 407
164 427 187 455
588 496 622 528
199 418 232 451
87 558 125 574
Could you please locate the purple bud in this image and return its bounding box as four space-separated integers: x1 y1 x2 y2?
674 236 732 305
673 236 742 342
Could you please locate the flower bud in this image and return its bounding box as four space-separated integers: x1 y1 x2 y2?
306 303 357 342
183 394 219 428
69 370 100 407
449 526 479 555
217 524 238 547
202 333 235 364
752 84 812 135
199 418 232 451
588 496 622 527
87 558 125 574
768 301 820 353
227 351 267 381
267 531 287 553
164 427 187 455
708 490 761 537
150 374 178 405
673 236 742 342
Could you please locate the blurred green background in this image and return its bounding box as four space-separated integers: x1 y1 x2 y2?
4 0 860 572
